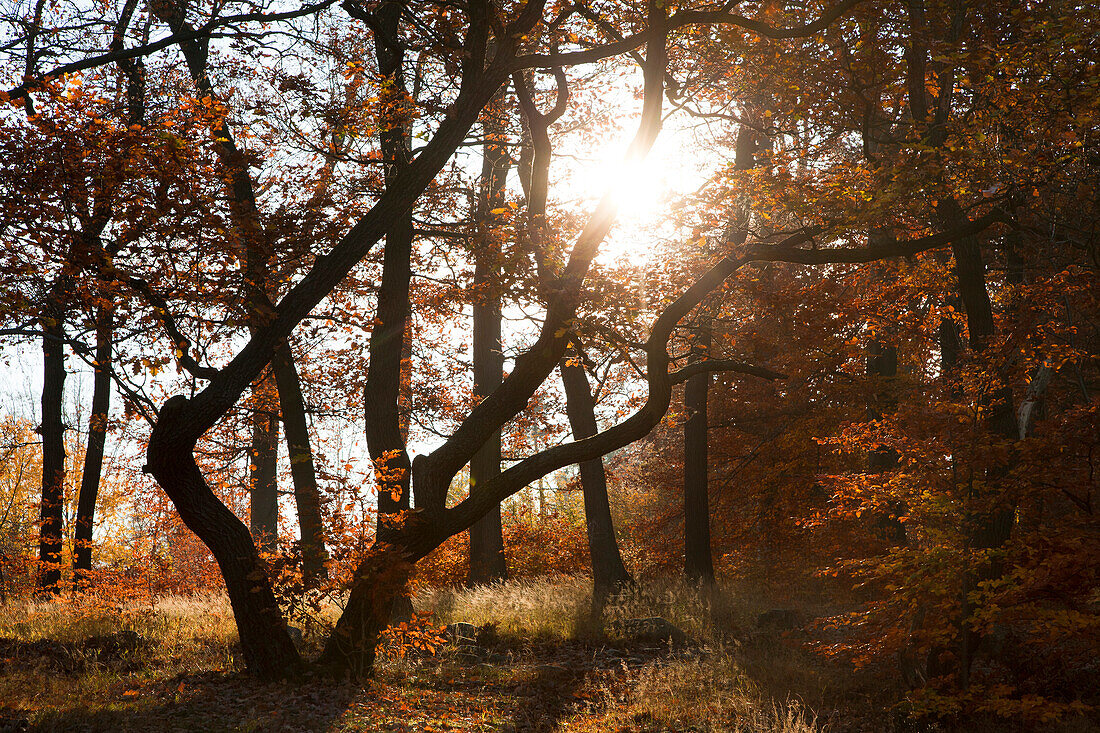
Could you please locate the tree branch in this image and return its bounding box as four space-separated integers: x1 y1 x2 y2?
670 358 786 384
4 0 341 103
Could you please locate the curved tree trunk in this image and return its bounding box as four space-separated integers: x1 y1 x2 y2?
73 306 113 589
147 397 302 679
560 347 633 611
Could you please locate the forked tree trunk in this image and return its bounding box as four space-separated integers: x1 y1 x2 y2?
140 1 668 681
317 543 412 678
271 342 328 582
683 323 715 583
560 345 633 610
37 294 66 596
73 306 113 588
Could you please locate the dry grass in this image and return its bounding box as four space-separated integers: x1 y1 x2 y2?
3 579 1091 731
564 651 818 732
416 576 837 732
0 592 240 721
416 575 592 638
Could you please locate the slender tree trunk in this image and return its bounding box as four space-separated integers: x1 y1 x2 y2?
560 344 632 608
249 374 279 554
271 343 328 581
73 306 112 589
679 120 757 584
37 295 66 596
363 0 415 552
366 208 413 540
468 92 510 585
683 323 715 583
468 280 507 583
943 207 1018 687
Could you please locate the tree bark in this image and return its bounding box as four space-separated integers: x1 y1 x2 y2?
560 343 632 608
73 306 112 588
468 91 510 586
683 323 715 583
271 342 328 581
37 294 66 596
363 0 415 552
248 374 279 554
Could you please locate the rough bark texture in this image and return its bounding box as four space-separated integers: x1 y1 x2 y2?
683 326 715 583
271 343 328 580
560 345 632 606
468 91 511 586
73 306 113 587
37 296 66 596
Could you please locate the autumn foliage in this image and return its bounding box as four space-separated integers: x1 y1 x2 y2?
1 0 1098 728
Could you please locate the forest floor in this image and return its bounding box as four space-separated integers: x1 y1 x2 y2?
0 577 1092 732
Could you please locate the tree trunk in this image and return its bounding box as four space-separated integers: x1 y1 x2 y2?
271 342 328 582
945 213 1018 687
365 0 415 551
468 92 510 586
318 541 414 678
468 281 507 583
37 296 66 596
73 306 113 589
249 375 279 554
147 397 302 679
560 344 633 609
679 119 757 584
683 323 715 583
866 337 907 545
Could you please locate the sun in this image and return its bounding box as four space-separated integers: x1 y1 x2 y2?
602 154 669 225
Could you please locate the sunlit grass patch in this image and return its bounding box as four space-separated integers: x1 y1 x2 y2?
0 592 240 726
416 575 592 639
